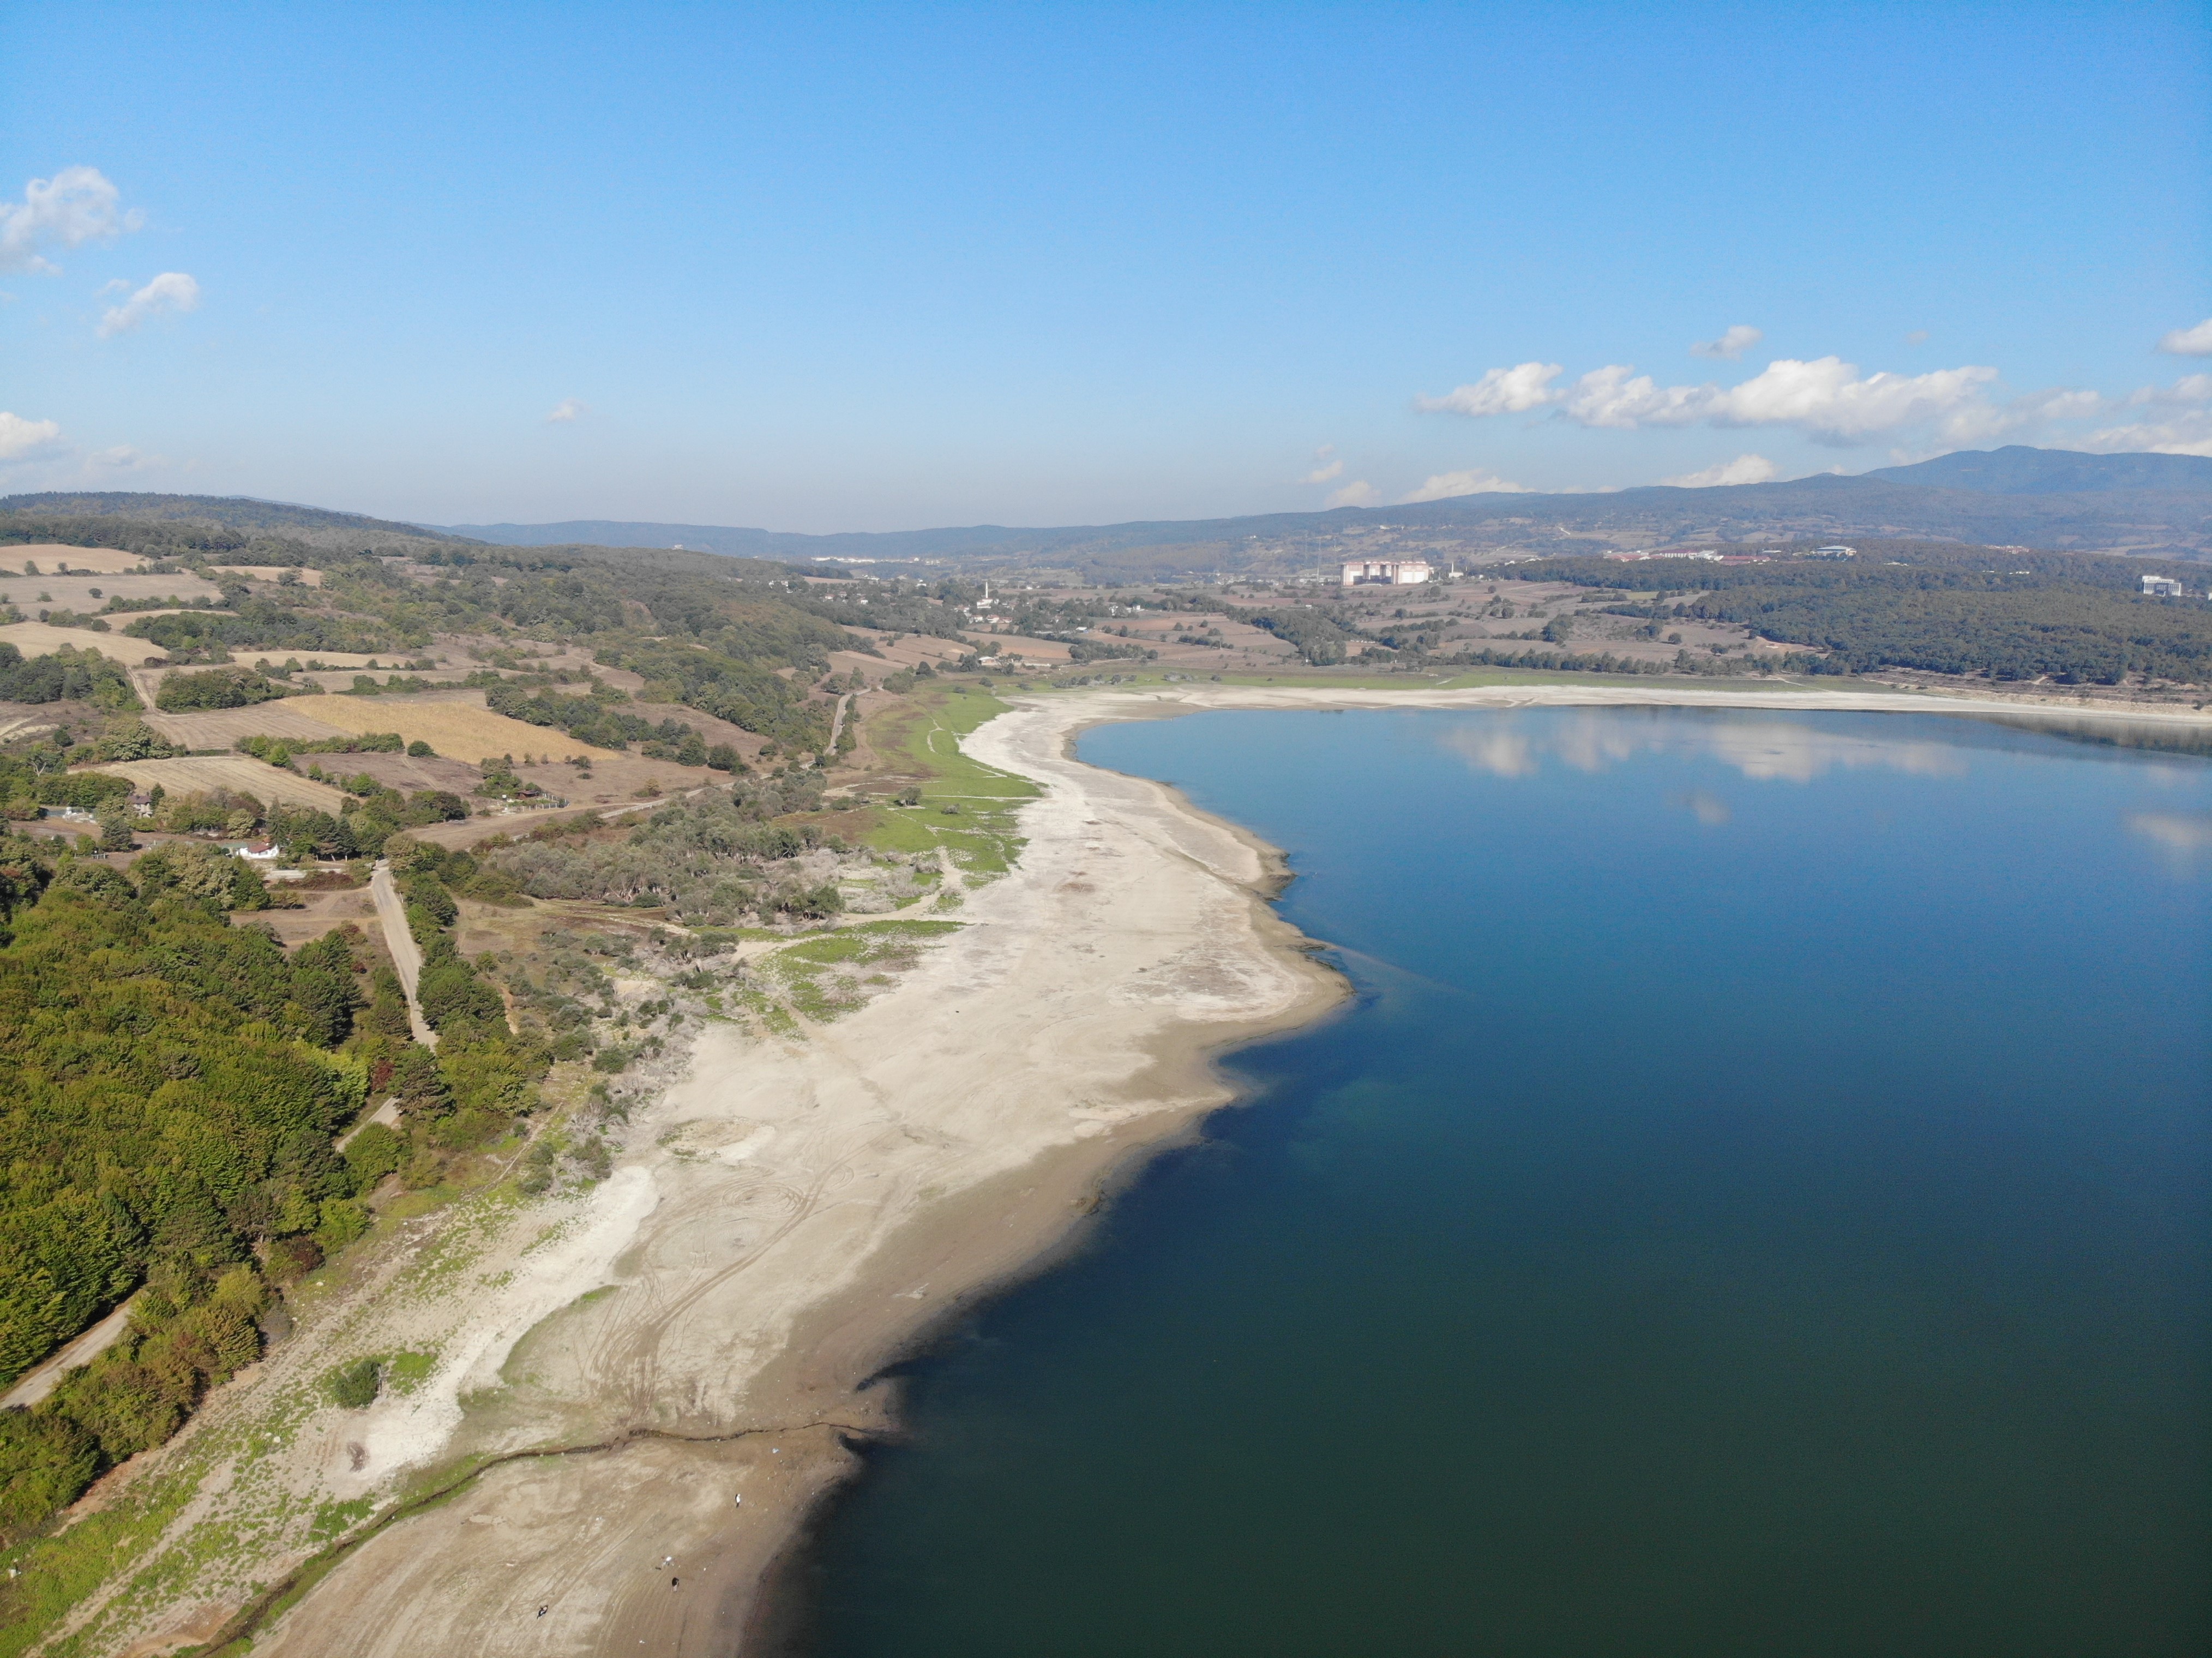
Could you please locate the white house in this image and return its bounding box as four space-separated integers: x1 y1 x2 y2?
2142 574 2185 597
1341 558 1432 587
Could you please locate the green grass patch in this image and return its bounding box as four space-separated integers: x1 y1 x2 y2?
307 1495 374 1545
862 687 1037 869
383 1350 437 1395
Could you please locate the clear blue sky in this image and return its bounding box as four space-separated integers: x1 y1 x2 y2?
3 2 2207 531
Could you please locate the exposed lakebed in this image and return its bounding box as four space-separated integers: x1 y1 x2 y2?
791 706 2210 1657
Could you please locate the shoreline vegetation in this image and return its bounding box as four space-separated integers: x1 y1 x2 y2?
3 675 2208 1657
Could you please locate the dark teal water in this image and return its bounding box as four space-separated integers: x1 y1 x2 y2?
790 707 2212 1657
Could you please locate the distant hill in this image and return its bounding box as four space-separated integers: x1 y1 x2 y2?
440 448 2212 576
16 448 2212 585
0 491 466 542
1865 447 2212 496
441 518 1047 561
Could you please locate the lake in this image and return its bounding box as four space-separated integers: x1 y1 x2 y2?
787 706 2211 1657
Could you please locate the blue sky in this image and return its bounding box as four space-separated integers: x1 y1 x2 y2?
2 2 2208 531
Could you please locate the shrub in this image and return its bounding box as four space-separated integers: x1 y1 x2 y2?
264 1235 323 1285
327 1356 381 1409
0 1409 100 1545
344 1122 404 1189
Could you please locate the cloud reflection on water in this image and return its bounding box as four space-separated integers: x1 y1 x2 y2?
1440 711 1968 785
2126 812 2212 874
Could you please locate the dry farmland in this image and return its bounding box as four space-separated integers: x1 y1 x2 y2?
88 755 352 813
0 622 170 666
310 750 480 794
140 703 356 748
286 690 627 764
0 544 152 576
1 574 224 611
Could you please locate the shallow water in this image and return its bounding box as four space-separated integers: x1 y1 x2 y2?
791 707 2212 1657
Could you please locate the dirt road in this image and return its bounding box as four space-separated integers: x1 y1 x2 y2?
370 857 439 1048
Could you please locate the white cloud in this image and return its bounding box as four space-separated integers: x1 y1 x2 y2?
1300 444 1343 483
2157 319 2212 357
86 444 157 472
1690 325 1762 361
1423 353 2015 446
1906 329 1930 346
0 411 64 461
0 167 141 274
1662 453 1778 488
2078 374 2212 456
1326 479 1380 508
1416 362 1563 417
546 397 588 423
1576 357 2004 443
1398 467 1524 502
96 271 200 338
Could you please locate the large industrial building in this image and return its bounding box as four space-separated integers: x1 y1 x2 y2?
1341 557 1433 586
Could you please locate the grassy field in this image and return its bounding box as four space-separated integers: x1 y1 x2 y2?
859 685 1039 875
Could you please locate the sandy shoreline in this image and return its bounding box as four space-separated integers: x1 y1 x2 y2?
74 683 2207 1658
229 689 1342 1657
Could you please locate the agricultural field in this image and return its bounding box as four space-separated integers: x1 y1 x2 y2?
0 543 152 575
834 627 974 670
0 621 169 665
285 691 626 764
0 573 224 610
88 754 353 812
310 749 480 794
139 702 355 748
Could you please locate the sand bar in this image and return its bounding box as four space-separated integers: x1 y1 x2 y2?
59 683 2212 1657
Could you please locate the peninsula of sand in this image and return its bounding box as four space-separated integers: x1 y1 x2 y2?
41 682 2210 1658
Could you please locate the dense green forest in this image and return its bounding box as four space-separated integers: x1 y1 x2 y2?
1249 606 1361 665
0 822 546 1546
1502 546 2212 683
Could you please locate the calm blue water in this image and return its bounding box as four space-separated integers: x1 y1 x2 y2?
790 707 2212 1657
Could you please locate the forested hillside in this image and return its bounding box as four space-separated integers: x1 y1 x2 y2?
1502 545 2212 684
0 825 549 1546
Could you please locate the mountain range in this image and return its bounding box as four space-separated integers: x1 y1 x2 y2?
7 448 2209 578
434 447 2212 573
